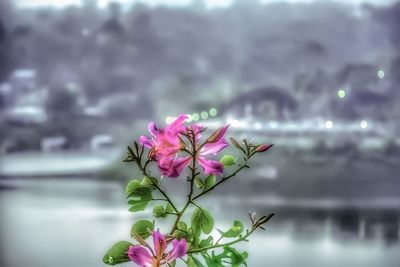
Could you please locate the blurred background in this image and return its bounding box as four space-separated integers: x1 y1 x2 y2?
1 0 400 266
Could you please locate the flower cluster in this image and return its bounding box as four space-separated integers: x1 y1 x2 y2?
103 114 274 267
140 114 229 177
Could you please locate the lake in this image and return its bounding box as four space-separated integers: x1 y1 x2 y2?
1 177 399 267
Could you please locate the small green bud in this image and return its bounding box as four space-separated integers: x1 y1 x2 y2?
220 155 236 166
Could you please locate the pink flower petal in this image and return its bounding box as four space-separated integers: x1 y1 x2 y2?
207 125 229 143
198 157 224 175
188 124 205 142
148 122 159 137
128 246 154 267
201 139 229 156
166 239 187 262
166 114 188 135
139 135 154 149
158 156 191 178
152 230 167 259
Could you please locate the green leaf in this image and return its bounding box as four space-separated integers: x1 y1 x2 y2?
165 203 175 213
177 221 188 231
127 184 153 212
126 179 153 212
173 221 190 240
168 260 176 267
223 247 248 267
202 252 224 267
140 176 158 188
203 175 216 191
188 255 205 267
194 177 204 189
130 220 154 239
222 220 244 238
199 236 213 248
102 241 132 265
191 208 214 235
153 205 166 218
125 179 141 194
219 155 237 166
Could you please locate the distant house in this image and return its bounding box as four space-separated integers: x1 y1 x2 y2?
9 69 37 93
4 105 47 125
41 136 67 152
90 134 114 150
222 86 299 120
335 63 380 91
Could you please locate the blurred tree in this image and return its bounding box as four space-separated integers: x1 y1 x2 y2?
45 86 80 118
0 17 13 82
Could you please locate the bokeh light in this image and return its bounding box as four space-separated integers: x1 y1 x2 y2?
191 113 200 121
209 108 218 117
338 89 346 98
325 120 333 129
360 120 368 129
200 111 209 120
377 70 385 79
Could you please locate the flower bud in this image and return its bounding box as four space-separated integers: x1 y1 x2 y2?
255 144 273 152
230 137 242 149
219 155 236 166
206 125 229 143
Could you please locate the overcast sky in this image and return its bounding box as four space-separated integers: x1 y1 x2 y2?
14 0 397 9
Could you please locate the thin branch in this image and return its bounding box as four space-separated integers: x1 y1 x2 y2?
192 162 249 201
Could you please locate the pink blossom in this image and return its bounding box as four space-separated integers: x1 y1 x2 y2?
175 124 229 176
139 114 187 158
196 125 229 175
139 115 189 177
128 230 187 267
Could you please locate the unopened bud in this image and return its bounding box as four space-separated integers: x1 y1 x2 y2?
255 144 273 153
220 155 236 166
230 137 242 149
207 125 229 143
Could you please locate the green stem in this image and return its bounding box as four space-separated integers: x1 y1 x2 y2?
192 162 248 201
188 229 255 254
169 130 198 235
137 160 179 214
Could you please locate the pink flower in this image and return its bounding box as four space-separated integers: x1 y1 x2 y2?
196 125 229 175
139 115 188 177
139 114 187 158
128 230 187 267
172 124 230 176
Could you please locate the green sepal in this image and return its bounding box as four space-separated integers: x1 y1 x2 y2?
102 241 132 265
